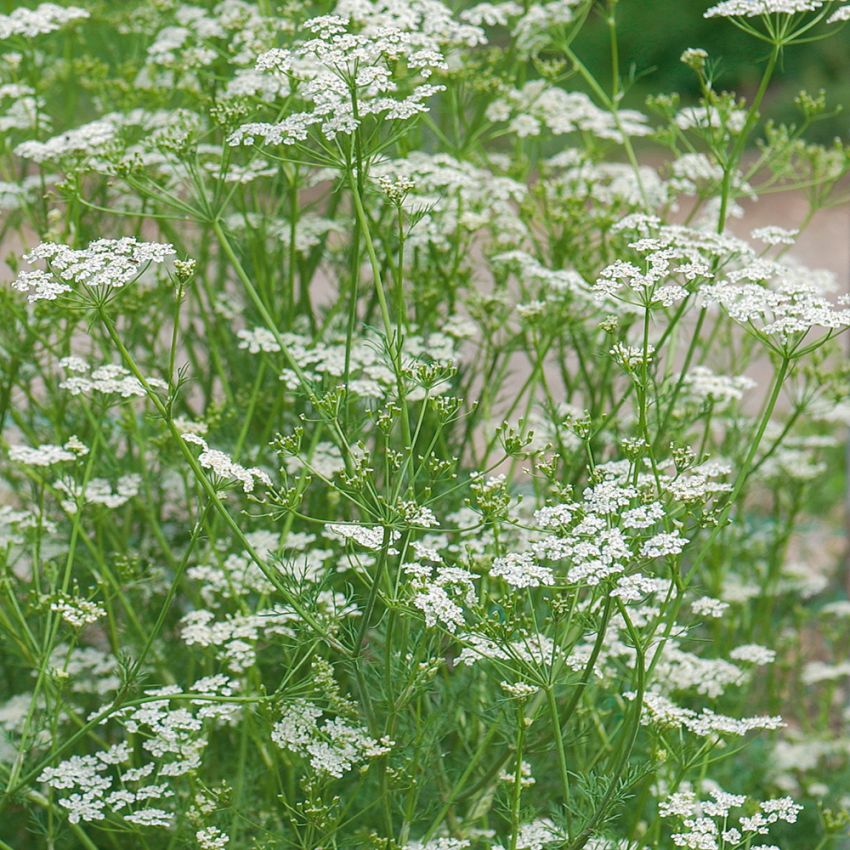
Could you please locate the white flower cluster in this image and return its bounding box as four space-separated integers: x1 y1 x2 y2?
459 2 524 27
37 739 186 828
181 607 298 672
498 758 536 789
224 211 342 253
665 460 732 503
187 533 322 603
641 530 688 558
543 151 668 215
611 572 668 602
492 818 561 850
751 226 799 246
182 433 272 493
58 359 164 399
404 560 477 632
675 104 748 135
669 153 724 195
237 326 281 354
730 644 776 665
800 660 850 684
0 176 47 211
490 552 554 588
50 595 106 629
634 691 784 738
328 523 400 551
705 0 824 17
229 14 448 147
492 250 593 308
682 366 756 408
660 786 802 850
38 744 133 824
0 83 43 133
527 475 686 588
512 0 585 56
8 437 88 467
654 641 748 698
457 631 562 671
595 217 750 308
51 645 120 696
271 699 392 778
610 342 656 370
756 434 831 483
141 0 281 80
500 680 540 698
14 118 118 164
0 3 88 40
702 272 850 345
277 324 464 400
691 596 730 618
181 534 360 670
373 153 527 252
336 0 487 47
485 81 651 144
397 501 439 528
56 474 142 513
12 238 175 302
197 827 230 850
0 505 40 548
118 676 242 753
12 106 194 169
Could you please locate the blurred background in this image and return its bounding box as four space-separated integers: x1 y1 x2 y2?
577 0 850 140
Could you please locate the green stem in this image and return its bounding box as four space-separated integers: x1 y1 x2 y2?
98 310 349 656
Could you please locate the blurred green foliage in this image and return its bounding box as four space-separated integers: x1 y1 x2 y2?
579 0 850 140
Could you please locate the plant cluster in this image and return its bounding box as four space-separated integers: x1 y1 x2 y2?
1 1 850 849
